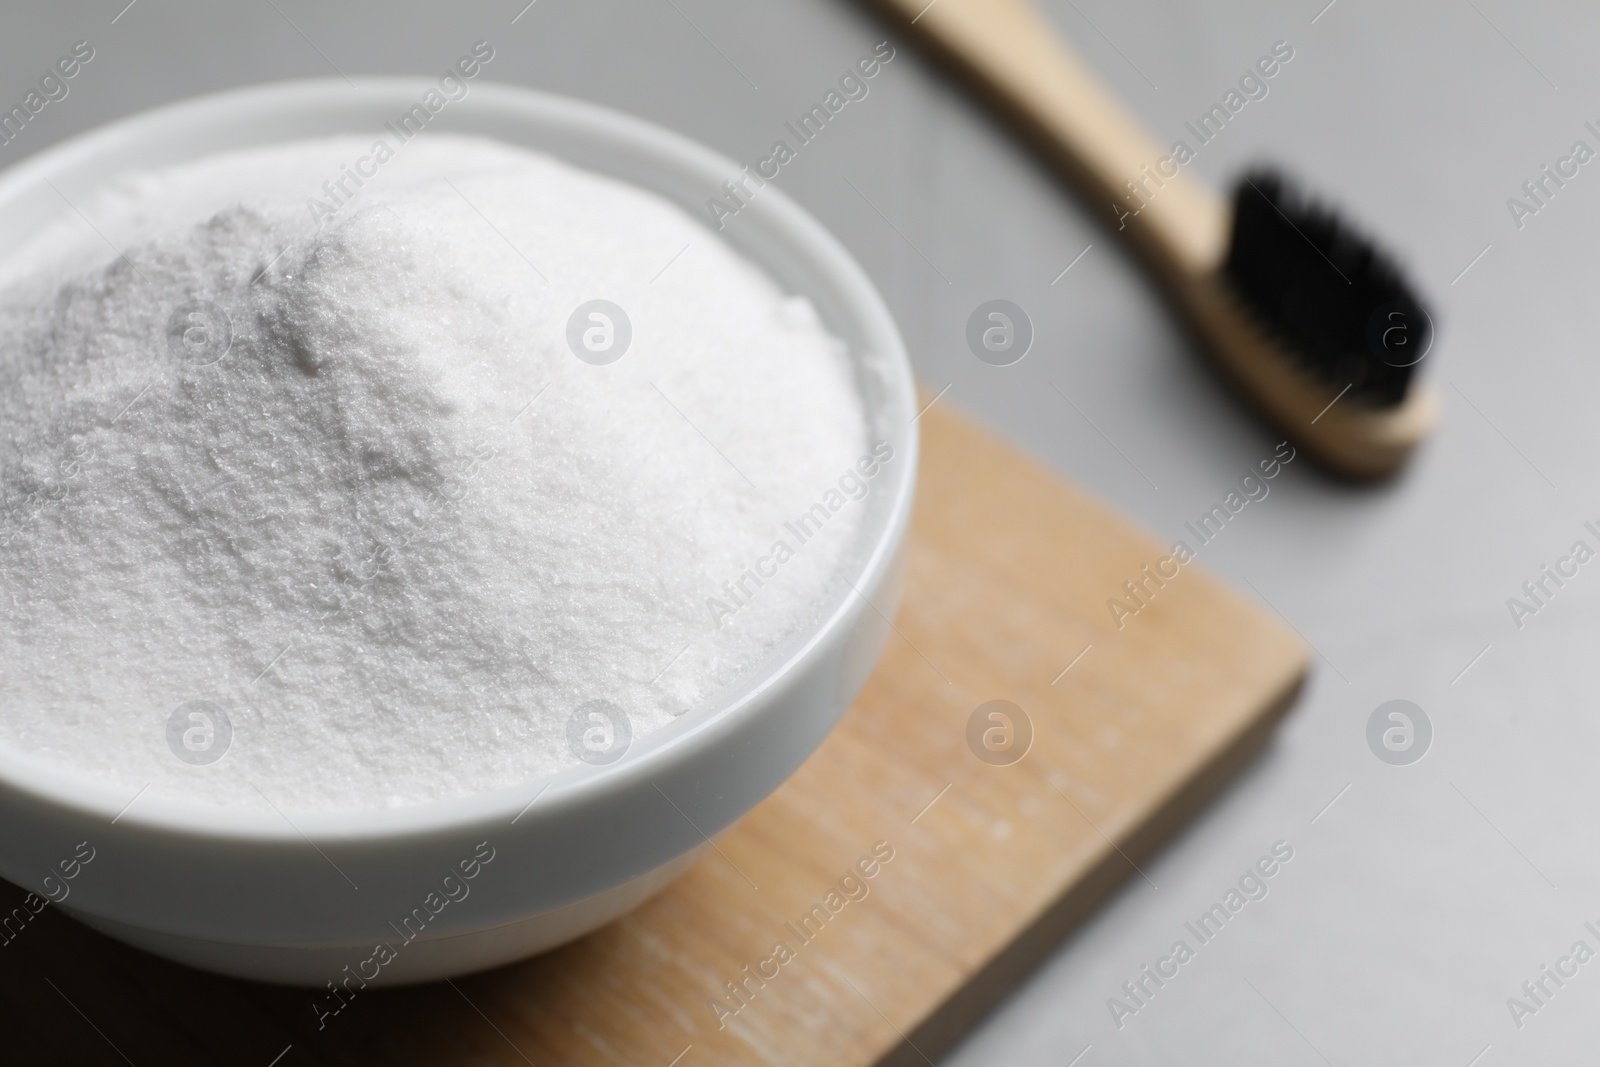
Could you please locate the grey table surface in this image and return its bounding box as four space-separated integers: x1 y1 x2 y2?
5 0 1598 1063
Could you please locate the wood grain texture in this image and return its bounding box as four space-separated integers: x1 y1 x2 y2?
0 404 1306 1066
871 0 1438 481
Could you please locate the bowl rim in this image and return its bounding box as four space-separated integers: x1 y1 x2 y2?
0 77 919 843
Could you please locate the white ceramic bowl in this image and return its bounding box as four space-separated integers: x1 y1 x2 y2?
0 79 917 986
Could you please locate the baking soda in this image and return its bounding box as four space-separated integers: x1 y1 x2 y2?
0 134 874 810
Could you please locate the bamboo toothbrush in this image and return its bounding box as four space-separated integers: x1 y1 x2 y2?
876 0 1438 480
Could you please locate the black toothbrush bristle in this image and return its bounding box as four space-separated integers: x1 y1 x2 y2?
1223 169 1431 407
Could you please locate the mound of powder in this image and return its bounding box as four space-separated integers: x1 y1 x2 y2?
0 135 878 810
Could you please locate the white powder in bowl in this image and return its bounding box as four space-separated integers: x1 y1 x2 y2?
0 134 879 811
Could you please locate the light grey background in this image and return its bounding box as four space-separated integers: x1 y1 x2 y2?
4 0 1597 1063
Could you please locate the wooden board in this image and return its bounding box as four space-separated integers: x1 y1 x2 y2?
0 403 1307 1066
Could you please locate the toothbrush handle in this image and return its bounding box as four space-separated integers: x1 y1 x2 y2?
877 0 1226 279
